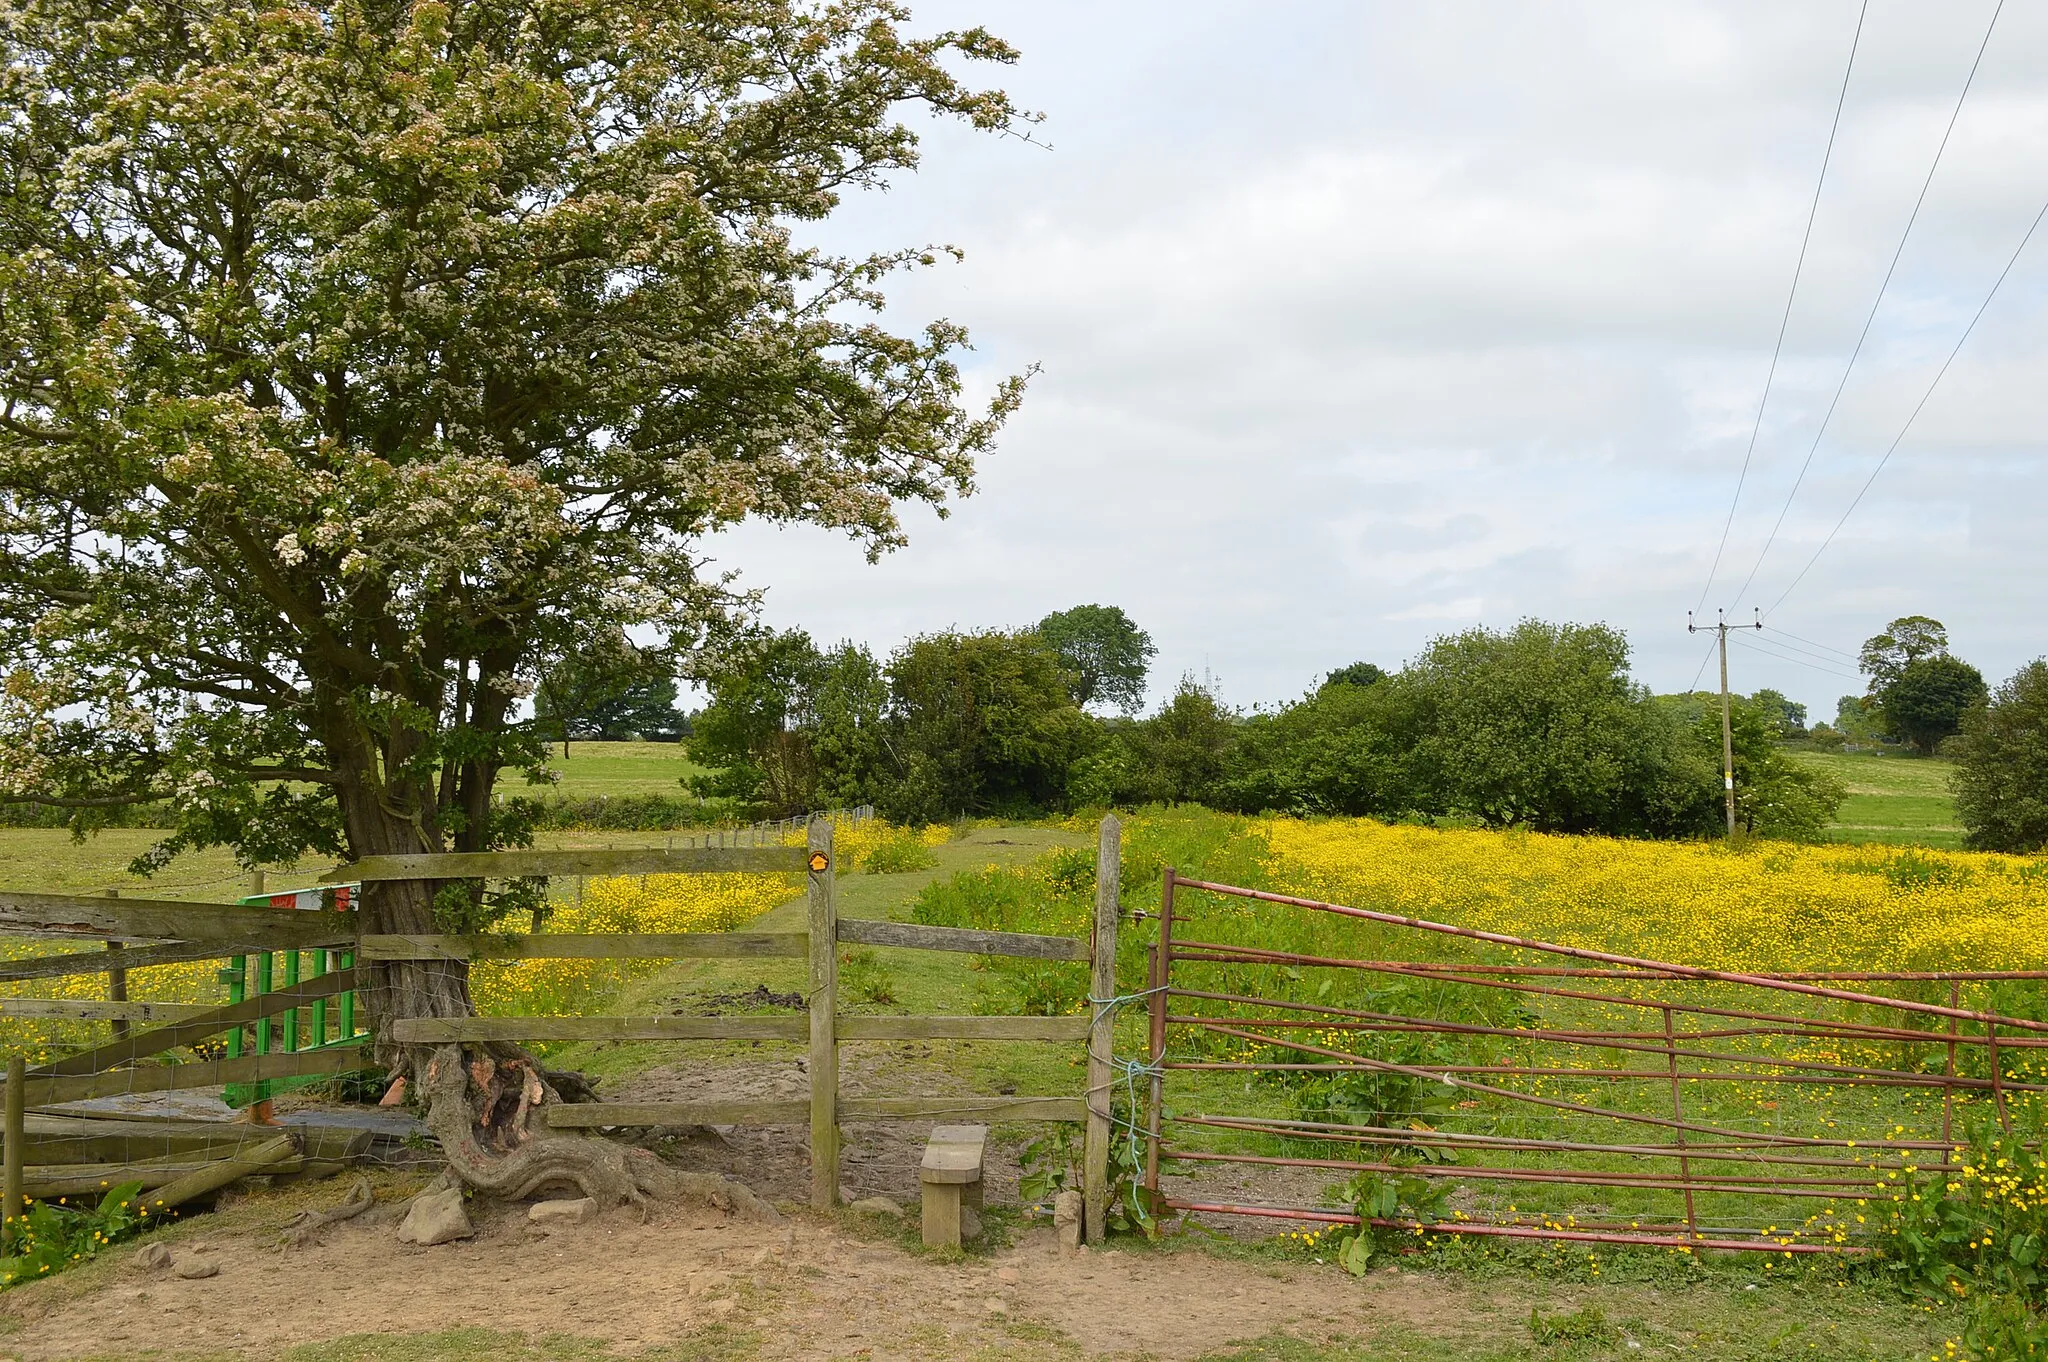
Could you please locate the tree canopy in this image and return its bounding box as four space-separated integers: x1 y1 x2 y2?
0 0 1025 878
1859 617 1951 691
1322 662 1388 691
1952 661 2048 853
0 0 1031 1194
534 639 685 750
1036 604 1155 713
1879 656 1987 756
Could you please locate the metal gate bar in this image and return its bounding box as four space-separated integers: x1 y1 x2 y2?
1140 871 2045 1255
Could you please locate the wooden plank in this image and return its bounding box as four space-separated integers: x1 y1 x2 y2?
18 1124 356 1166
333 846 807 882
25 1158 296 1197
836 1015 1090 1042
1085 812 1120 1244
0 999 211 1023
0 891 355 948
836 917 1089 963
840 1096 1087 1122
809 819 839 1211
149 1134 299 1210
356 932 805 962
32 971 356 1077
545 1100 809 1128
0 941 238 984
13 1046 371 1106
920 1125 987 1183
391 1016 805 1043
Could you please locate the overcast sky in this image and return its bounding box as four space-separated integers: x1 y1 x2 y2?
705 1 2048 721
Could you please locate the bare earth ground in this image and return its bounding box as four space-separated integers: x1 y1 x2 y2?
0 1176 1523 1362
0 1050 1472 1362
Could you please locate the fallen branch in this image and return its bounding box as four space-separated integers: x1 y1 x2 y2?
278 1175 376 1250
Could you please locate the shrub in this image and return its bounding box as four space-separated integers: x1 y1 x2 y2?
523 794 726 831
1954 661 2048 854
861 835 938 874
0 1181 154 1288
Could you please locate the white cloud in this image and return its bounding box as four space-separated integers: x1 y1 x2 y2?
707 0 2048 718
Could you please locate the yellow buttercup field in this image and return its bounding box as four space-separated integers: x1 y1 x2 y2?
0 815 948 1048
1251 817 2048 974
472 815 948 1014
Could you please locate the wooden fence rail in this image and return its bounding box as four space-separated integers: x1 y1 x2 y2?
0 891 355 949
332 845 809 882
357 932 807 961
392 1014 1089 1044
0 813 1128 1242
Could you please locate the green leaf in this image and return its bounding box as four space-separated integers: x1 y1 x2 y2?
1338 1233 1374 1276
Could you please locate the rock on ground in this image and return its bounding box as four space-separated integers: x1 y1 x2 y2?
171 1251 219 1280
527 1197 597 1224
396 1187 474 1246
1053 1189 1083 1251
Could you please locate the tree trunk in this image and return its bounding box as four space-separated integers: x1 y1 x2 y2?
343 768 773 1217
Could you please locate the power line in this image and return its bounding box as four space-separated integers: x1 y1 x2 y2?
1685 633 1719 693
1729 0 2006 611
1752 627 1863 672
1760 625 1860 663
1730 633 1861 681
1766 183 2048 618
1694 0 1869 617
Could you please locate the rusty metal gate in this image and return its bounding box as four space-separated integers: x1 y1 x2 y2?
1138 871 2048 1255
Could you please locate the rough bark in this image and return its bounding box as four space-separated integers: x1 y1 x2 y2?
416 1044 778 1218
337 750 773 1218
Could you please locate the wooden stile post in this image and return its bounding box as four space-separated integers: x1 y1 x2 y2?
4 1053 22 1253
807 817 839 1210
1083 814 1120 1244
104 888 128 1043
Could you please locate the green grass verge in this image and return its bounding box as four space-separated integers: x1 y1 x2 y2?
540 740 710 799
1785 750 1964 849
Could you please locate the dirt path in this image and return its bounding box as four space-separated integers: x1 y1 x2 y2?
0 1181 1505 1361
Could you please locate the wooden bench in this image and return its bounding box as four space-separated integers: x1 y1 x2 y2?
919 1124 987 1248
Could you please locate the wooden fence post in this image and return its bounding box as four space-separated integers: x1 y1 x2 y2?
4 1052 22 1253
104 888 128 1043
1083 814 1120 1243
807 817 839 1210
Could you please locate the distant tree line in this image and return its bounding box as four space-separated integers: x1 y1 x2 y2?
687 611 1846 841
536 606 2048 853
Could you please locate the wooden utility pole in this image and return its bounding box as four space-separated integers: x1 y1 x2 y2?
1688 609 1761 836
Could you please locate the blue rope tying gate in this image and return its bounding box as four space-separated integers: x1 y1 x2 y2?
1086 985 1167 1166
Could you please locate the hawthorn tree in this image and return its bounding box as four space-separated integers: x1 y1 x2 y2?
0 0 1026 1202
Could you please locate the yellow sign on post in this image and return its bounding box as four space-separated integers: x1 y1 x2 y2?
808 851 829 873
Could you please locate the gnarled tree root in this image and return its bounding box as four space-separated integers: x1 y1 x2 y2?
417 1043 780 1221
278 1175 376 1250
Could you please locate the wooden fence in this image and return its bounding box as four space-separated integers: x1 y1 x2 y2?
1 814 1125 1241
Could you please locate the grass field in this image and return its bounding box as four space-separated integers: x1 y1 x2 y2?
1786 748 1964 849
538 738 710 798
